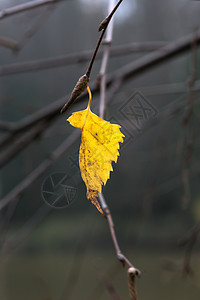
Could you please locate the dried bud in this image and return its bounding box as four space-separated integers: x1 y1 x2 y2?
61 74 89 113
98 17 109 32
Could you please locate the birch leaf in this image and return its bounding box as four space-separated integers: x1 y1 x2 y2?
67 87 124 214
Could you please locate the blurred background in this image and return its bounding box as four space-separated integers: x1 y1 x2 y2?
0 0 200 299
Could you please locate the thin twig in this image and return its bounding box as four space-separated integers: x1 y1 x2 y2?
60 0 124 113
86 0 124 78
179 222 200 276
58 28 200 114
98 193 141 276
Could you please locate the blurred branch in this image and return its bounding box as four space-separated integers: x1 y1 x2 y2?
0 130 79 211
0 5 54 53
98 193 141 276
182 29 198 127
0 95 66 134
0 29 200 194
100 273 122 300
2 29 200 133
0 203 51 256
0 0 63 20
140 80 200 95
0 42 167 76
98 0 115 119
17 4 55 52
0 37 19 51
179 222 200 276
152 156 200 199
0 79 198 169
24 29 200 116
0 118 53 168
1 80 198 211
0 28 199 134
181 29 198 208
111 28 200 83
90 263 120 299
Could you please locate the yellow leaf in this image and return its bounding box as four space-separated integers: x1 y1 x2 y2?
67 86 124 214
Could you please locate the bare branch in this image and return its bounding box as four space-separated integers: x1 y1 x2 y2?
0 119 52 168
0 82 195 211
179 222 200 276
98 193 141 276
0 130 80 211
0 37 19 51
0 0 63 20
0 28 199 79
100 273 122 300
0 95 65 135
47 29 200 115
17 4 55 52
1 30 200 169
0 42 167 76
112 28 200 83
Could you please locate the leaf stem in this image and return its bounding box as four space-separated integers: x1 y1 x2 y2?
87 86 92 108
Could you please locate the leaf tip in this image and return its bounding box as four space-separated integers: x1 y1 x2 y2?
87 190 104 214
